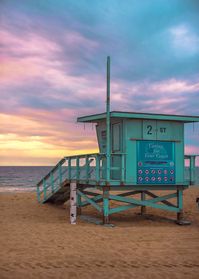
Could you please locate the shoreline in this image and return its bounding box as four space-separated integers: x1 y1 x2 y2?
0 187 36 193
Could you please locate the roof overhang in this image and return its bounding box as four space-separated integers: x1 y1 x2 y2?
77 111 199 123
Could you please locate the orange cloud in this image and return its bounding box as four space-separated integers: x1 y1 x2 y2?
0 112 98 166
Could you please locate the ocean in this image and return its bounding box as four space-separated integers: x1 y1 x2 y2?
0 166 199 192
0 166 52 192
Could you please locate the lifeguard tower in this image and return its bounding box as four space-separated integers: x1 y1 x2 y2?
37 57 199 225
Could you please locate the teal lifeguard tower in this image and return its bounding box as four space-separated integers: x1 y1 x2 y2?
37 57 199 225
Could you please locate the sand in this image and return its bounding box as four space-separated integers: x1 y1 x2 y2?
0 187 199 279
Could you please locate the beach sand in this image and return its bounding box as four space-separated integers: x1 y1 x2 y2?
0 187 199 279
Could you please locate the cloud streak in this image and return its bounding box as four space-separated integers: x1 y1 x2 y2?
0 0 199 165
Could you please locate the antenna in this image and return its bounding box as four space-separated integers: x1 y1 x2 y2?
106 56 111 181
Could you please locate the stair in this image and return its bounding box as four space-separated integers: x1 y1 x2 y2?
36 157 69 204
44 181 70 204
36 154 98 204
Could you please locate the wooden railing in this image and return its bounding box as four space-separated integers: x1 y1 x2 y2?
184 155 199 185
37 153 126 203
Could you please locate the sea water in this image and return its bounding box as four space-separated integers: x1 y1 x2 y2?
0 166 52 192
0 166 198 192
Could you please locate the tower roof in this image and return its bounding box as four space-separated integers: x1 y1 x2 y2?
77 111 199 123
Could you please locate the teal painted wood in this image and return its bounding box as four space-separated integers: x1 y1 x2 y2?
80 194 102 207
103 188 109 218
35 58 199 221
77 189 102 212
185 155 199 185
77 111 199 123
77 109 199 189
106 56 111 182
36 152 196 205
43 179 47 200
58 163 62 184
95 156 100 182
190 156 196 185
109 204 138 215
121 153 125 181
76 157 80 180
76 188 181 217
109 193 179 212
50 172 54 192
86 156 89 180
109 192 175 204
177 189 183 211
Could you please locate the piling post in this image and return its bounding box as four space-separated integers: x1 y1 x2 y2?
177 189 183 222
70 182 77 224
103 186 109 224
176 189 191 225
190 156 196 185
141 191 146 215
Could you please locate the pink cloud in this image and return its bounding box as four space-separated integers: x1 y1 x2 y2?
0 28 104 108
0 29 61 56
151 79 199 93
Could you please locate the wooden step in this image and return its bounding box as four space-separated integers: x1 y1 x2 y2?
43 181 70 204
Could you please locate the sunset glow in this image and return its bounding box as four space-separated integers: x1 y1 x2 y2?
0 0 199 166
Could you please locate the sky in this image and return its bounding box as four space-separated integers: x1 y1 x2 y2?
0 0 199 166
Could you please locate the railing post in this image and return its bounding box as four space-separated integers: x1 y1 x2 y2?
141 191 146 215
68 158 71 180
96 155 100 182
86 155 89 180
190 156 196 185
76 157 80 180
58 163 62 184
43 179 46 200
121 154 125 182
50 172 54 192
177 189 183 222
103 186 109 224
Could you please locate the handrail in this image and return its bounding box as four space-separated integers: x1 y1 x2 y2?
185 154 199 158
37 152 126 203
184 154 199 185
63 152 99 160
37 158 65 186
37 153 100 186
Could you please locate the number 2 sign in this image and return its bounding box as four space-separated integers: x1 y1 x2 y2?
143 120 170 140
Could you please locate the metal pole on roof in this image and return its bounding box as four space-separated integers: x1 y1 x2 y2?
106 56 111 181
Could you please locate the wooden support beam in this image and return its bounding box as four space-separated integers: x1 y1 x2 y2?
81 195 103 207
109 204 138 215
145 190 177 207
109 193 179 212
103 187 109 224
118 190 142 197
141 191 146 215
77 190 102 212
